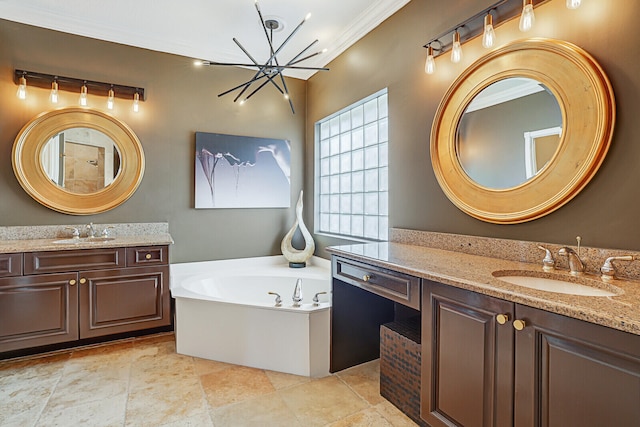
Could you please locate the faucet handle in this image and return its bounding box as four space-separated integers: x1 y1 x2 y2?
268 292 282 307
537 245 555 272
65 227 80 239
101 226 115 237
600 255 634 281
313 291 328 305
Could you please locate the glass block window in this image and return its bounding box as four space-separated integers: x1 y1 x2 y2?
315 89 388 241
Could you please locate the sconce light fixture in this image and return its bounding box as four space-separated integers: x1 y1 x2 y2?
14 69 145 112
422 0 581 75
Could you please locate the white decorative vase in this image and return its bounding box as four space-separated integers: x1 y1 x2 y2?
281 190 315 268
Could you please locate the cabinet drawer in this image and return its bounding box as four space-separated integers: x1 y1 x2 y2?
24 248 125 274
333 256 420 310
126 246 168 267
0 253 22 277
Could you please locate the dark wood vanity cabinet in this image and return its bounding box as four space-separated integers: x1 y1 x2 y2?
422 280 640 427
0 245 170 354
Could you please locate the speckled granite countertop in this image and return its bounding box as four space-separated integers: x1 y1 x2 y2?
0 223 173 253
327 240 640 336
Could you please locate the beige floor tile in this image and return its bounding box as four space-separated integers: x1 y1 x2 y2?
201 365 276 408
157 411 214 427
264 369 311 390
327 407 394 427
0 376 58 427
129 352 196 391
278 375 368 426
336 359 385 405
192 356 235 376
125 381 208 426
37 394 127 427
374 400 419 427
210 392 303 427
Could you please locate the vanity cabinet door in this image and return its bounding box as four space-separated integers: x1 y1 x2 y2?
78 265 170 338
0 273 79 352
422 280 515 427
514 304 640 427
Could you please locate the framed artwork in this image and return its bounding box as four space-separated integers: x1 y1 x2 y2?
195 132 291 208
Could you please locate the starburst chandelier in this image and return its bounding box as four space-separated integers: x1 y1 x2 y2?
195 0 329 114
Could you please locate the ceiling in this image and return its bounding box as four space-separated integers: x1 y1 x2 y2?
0 0 410 80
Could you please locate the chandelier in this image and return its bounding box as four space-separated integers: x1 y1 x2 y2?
196 1 328 114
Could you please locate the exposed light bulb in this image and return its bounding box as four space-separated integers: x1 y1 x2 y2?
519 0 535 32
305 13 311 21
424 45 436 74
79 83 88 106
50 80 59 104
482 13 496 48
451 30 462 63
566 0 581 9
107 87 115 110
284 93 290 100
17 75 27 100
133 92 140 113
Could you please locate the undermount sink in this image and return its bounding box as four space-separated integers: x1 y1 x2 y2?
492 270 621 297
52 237 116 244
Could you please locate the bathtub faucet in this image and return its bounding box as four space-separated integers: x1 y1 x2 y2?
292 278 303 307
268 292 282 307
313 292 327 306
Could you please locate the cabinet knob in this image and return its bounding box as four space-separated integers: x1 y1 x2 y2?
496 314 509 325
69 279 77 286
145 253 152 260
362 274 371 282
79 278 87 284
513 319 526 331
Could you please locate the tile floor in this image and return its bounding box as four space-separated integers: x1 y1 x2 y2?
0 333 418 426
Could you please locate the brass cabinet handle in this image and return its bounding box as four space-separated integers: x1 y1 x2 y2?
79 278 87 284
145 253 152 260
362 274 371 282
496 314 509 325
513 319 526 331
69 279 77 286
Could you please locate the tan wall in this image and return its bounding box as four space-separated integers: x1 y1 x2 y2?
0 19 306 263
307 0 640 254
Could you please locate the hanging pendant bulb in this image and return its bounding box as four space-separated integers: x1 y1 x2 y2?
17 74 27 100
482 13 496 48
519 0 535 32
451 30 462 63
50 80 59 104
566 0 581 9
107 86 115 110
133 92 140 113
79 83 88 106
424 45 436 74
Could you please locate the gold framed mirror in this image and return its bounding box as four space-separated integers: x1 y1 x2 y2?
12 107 144 215
431 38 615 224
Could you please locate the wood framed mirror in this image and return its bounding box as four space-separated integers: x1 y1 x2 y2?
431 38 615 224
12 107 144 215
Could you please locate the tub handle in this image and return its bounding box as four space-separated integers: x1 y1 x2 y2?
268 292 282 307
313 291 328 305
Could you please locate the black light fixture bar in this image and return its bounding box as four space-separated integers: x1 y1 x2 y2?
423 0 550 58
14 69 145 101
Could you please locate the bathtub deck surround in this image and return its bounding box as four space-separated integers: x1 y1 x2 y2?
171 255 332 377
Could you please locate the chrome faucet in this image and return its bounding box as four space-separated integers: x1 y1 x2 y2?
558 247 585 276
292 278 303 307
86 222 97 238
600 255 634 281
537 245 555 271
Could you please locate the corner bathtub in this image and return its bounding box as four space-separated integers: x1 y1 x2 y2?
170 256 331 377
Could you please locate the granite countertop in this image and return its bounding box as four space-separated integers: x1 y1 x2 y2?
327 242 640 336
0 223 173 253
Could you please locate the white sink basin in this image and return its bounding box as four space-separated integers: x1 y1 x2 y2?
52 237 116 244
493 271 620 297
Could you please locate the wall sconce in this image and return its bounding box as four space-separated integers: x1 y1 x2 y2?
14 69 145 111
422 0 572 75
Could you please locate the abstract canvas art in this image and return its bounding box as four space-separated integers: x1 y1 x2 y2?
195 132 291 208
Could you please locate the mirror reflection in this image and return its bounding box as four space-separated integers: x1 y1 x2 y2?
456 78 562 189
41 128 121 194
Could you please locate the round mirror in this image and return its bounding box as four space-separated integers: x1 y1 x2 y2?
12 107 144 215
431 39 615 224
41 128 122 194
457 78 562 190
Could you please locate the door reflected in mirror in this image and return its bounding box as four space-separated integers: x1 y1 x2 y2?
41 128 121 194
456 78 562 189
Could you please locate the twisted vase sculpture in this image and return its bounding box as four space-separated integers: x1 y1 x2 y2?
281 190 315 268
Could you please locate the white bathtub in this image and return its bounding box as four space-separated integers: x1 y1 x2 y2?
170 256 331 377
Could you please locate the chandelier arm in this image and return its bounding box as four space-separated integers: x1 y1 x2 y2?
287 51 324 67
233 38 261 66
276 72 295 114
285 39 318 65
254 2 277 60
217 73 269 98
206 61 328 71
